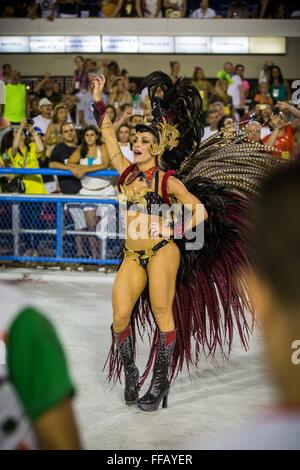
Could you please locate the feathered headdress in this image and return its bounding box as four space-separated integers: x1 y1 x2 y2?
135 71 205 170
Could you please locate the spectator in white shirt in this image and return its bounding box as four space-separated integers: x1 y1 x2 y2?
78 74 108 128
36 0 57 21
291 8 300 18
117 124 134 163
190 0 216 18
202 109 219 141
33 98 53 135
258 61 274 84
224 62 244 120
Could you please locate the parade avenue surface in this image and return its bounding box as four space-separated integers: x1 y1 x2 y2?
0 268 275 450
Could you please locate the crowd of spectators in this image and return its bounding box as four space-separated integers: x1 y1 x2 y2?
1 1 300 19
0 56 299 257
0 57 299 197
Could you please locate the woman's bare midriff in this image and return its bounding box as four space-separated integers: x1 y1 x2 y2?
120 172 173 250
124 211 171 251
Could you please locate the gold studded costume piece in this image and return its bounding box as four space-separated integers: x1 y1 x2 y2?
150 119 180 162
123 239 174 269
177 131 279 198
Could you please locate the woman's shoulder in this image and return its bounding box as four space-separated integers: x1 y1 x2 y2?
158 169 177 187
158 168 176 176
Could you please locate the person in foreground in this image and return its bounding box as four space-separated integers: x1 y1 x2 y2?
91 72 276 412
192 162 300 449
0 284 81 450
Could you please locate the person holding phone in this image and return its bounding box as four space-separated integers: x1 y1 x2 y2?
6 119 46 194
263 112 296 160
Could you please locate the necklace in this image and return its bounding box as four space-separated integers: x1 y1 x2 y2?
126 164 159 188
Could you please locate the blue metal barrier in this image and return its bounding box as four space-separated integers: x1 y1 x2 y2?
0 168 118 177
0 168 122 266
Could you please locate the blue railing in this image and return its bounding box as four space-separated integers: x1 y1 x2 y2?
0 168 122 266
0 168 118 177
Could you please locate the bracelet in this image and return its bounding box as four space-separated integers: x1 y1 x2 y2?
92 100 106 127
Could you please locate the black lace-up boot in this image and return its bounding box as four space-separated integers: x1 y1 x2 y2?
138 330 176 412
113 325 139 405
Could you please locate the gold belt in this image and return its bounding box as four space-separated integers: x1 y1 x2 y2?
123 239 174 263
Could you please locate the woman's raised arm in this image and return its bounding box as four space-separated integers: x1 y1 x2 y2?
91 75 131 175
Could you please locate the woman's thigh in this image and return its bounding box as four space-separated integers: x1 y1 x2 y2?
147 242 180 311
112 257 148 316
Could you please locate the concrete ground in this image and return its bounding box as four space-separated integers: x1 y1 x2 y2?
0 268 276 450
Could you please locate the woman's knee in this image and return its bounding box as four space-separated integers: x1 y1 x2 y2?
151 303 172 320
113 307 131 326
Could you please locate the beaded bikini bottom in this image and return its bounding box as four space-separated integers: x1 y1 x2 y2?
123 239 174 269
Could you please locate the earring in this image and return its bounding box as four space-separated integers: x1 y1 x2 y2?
150 143 162 157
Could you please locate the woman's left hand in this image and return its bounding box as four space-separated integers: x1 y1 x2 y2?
150 221 173 239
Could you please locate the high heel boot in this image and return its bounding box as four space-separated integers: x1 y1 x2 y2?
113 325 139 405
137 330 176 412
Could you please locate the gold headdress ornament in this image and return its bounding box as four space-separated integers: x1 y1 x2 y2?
149 118 180 161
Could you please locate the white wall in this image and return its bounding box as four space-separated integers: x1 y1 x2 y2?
1 37 300 79
0 18 299 79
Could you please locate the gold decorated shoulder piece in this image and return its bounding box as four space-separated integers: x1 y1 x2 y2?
119 186 148 207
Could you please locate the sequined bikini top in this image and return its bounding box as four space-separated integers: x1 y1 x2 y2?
117 164 176 215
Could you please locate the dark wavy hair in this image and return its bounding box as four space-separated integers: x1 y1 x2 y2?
1 129 14 154
80 125 102 159
0 128 30 156
270 65 284 85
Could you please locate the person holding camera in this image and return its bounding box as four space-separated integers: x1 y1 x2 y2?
276 101 300 120
217 116 238 138
6 119 46 194
262 111 296 160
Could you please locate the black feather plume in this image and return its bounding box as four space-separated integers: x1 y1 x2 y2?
137 71 205 171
